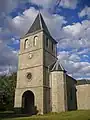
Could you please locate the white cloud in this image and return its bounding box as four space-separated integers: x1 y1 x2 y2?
0 0 30 15
0 42 18 75
31 0 52 8
69 54 80 62
57 19 90 49
79 6 90 18
12 7 66 38
55 18 90 79
12 39 19 44
0 0 17 14
63 23 82 36
77 49 89 55
12 7 38 36
30 0 78 11
60 0 78 9
83 55 89 58
0 0 78 16
58 51 90 79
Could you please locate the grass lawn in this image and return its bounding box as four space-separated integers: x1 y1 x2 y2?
1 110 90 120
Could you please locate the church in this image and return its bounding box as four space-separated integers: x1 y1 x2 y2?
14 13 90 115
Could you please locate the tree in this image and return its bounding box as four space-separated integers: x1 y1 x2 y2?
0 73 17 111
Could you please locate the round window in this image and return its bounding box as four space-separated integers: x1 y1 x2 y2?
28 53 33 59
26 72 32 80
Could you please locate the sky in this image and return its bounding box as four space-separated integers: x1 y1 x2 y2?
0 0 90 79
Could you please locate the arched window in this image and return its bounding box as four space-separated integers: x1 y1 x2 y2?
24 39 29 49
33 36 38 46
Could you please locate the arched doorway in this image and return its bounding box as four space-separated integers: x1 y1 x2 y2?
22 90 35 114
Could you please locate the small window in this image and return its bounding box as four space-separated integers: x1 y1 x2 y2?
46 37 49 48
24 39 29 49
51 42 54 51
70 88 73 101
33 36 38 46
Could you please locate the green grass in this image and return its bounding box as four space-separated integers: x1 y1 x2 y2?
1 110 90 120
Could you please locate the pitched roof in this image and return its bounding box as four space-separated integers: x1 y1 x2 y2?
49 60 66 72
26 12 50 36
77 79 90 85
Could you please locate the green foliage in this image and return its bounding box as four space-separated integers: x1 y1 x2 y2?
0 73 17 111
1 110 90 120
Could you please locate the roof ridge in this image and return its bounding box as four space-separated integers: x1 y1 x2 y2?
39 12 43 29
25 12 50 36
50 60 66 72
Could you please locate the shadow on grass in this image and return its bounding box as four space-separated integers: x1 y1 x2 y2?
0 111 33 119
0 106 39 119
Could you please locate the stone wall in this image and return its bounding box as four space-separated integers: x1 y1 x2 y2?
66 75 77 110
14 30 57 114
49 71 67 112
76 83 90 110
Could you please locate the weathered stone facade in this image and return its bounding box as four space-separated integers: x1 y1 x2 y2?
14 13 57 114
76 80 90 110
14 13 90 114
49 71 67 112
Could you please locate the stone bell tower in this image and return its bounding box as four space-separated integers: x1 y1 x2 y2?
14 13 57 114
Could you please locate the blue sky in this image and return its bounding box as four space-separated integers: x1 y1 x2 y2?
0 0 90 79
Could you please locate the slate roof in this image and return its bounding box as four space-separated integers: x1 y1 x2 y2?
26 13 50 35
49 60 66 72
25 12 57 44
